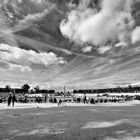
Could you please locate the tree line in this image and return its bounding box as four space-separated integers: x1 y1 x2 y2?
73 85 140 94
0 84 55 94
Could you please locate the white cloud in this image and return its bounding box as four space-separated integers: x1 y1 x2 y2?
13 5 55 32
82 46 92 52
98 45 111 54
0 60 31 72
131 26 140 44
17 0 22 3
9 63 31 72
60 0 134 47
0 43 66 68
30 0 44 4
62 49 72 55
115 42 128 47
0 81 21 88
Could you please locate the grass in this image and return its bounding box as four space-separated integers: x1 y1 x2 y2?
0 103 140 140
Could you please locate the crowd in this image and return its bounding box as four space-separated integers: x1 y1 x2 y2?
0 91 140 107
73 94 134 104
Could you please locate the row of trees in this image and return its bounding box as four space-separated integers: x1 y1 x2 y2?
5 84 30 93
73 85 140 94
2 84 50 93
3 84 55 94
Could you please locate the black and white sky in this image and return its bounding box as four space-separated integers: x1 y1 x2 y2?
0 0 140 90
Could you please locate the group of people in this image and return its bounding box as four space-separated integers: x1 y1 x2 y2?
7 93 16 107
5 92 139 107
49 97 67 106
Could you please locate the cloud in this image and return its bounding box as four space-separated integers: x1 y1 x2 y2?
0 60 9 69
0 44 66 69
0 81 22 88
30 0 47 4
131 26 140 44
0 8 18 46
0 60 31 72
82 46 92 52
9 63 31 72
115 42 128 47
30 0 43 3
60 0 134 47
62 49 72 55
13 4 55 32
98 45 111 54
17 0 22 3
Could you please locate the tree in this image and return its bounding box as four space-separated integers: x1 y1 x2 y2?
22 84 30 93
34 85 40 93
5 85 11 92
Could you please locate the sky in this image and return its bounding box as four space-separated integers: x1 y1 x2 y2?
0 0 140 91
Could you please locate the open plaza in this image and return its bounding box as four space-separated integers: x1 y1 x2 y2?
1 0 140 140
1 101 140 140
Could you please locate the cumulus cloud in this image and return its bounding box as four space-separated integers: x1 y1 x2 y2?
131 26 140 44
60 0 135 49
0 44 66 69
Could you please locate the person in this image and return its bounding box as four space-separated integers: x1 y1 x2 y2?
90 98 95 104
44 96 47 103
62 99 67 107
7 93 12 106
54 98 57 103
58 99 62 106
83 93 87 104
11 93 16 107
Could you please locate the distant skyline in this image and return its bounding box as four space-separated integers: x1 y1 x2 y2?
0 0 140 90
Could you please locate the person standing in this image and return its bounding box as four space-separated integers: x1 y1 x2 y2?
12 93 16 107
58 99 62 106
7 93 12 106
83 93 87 104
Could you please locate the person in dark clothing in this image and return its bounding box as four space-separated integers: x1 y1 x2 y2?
83 93 87 104
54 98 57 103
58 99 62 106
44 96 47 103
12 93 16 107
7 93 12 106
90 98 95 104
